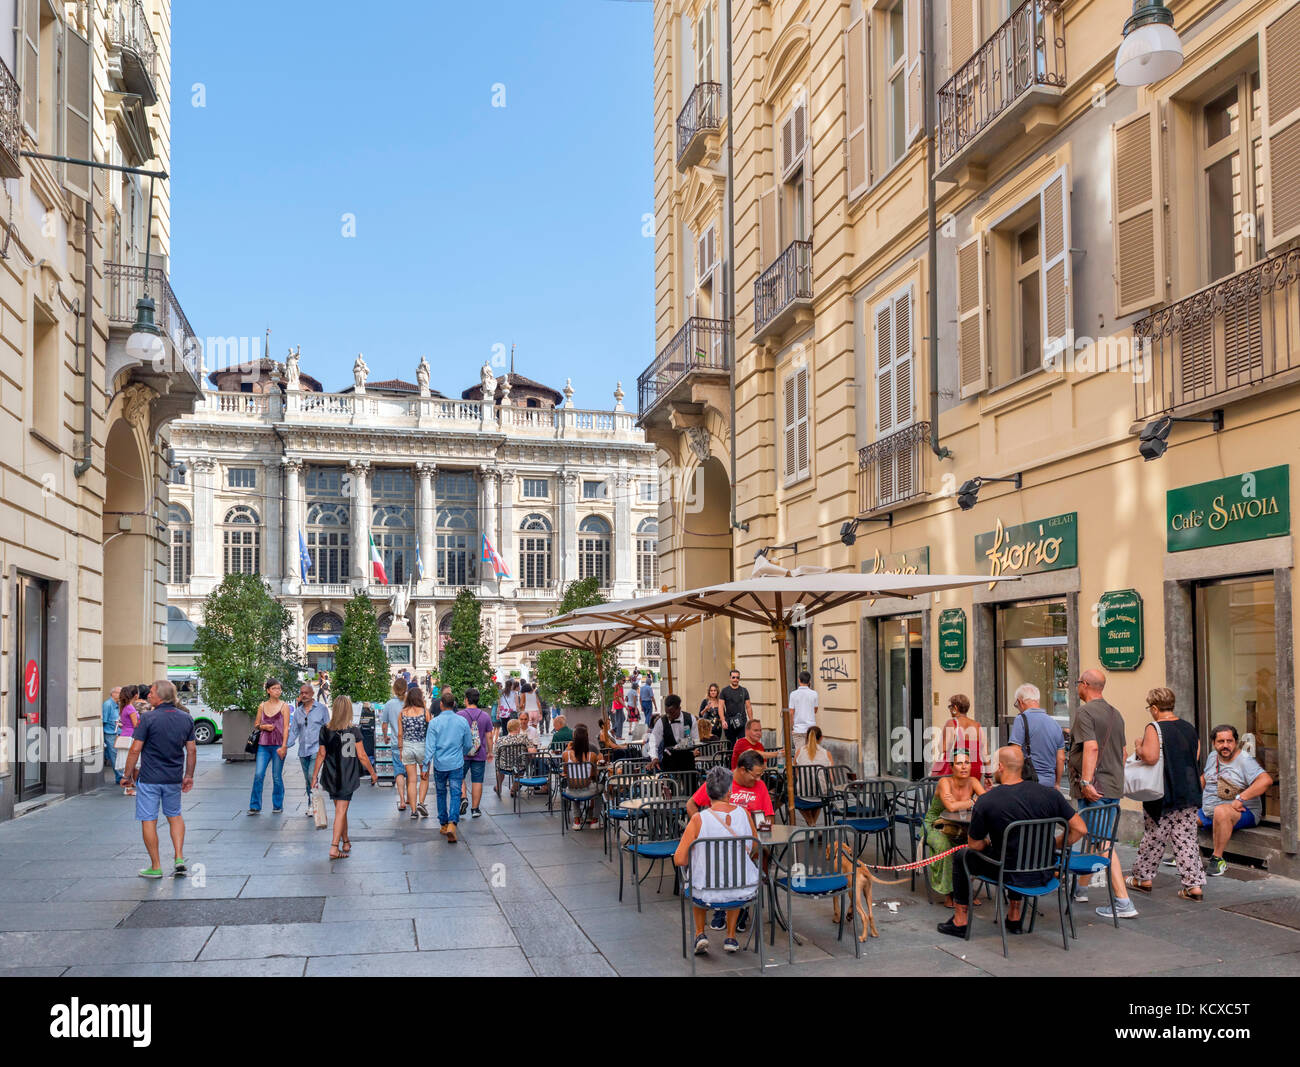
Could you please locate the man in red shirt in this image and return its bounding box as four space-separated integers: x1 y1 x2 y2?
689 750 772 822
730 719 766 770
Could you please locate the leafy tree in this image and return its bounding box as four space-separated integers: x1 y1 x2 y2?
536 577 606 708
439 588 499 708
333 593 391 704
195 573 302 719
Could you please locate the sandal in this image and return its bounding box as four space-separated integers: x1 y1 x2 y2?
1177 888 1204 902
340 838 351 854
329 846 343 859
1125 876 1153 894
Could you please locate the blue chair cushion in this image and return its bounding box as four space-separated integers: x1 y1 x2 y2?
971 874 1061 897
1067 853 1109 874
894 813 924 825
606 808 631 820
625 840 677 859
517 776 549 787
690 896 755 911
839 817 889 833
562 792 594 802
794 798 824 811
775 874 849 895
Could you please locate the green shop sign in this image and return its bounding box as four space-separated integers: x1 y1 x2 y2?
1098 589 1143 671
975 512 1078 588
861 546 930 575
938 609 967 671
1166 465 1290 553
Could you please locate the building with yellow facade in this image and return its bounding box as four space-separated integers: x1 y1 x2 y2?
646 0 1299 871
0 0 196 816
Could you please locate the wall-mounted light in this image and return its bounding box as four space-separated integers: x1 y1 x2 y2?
957 474 1022 511
839 515 892 546
1115 0 1183 86
1138 409 1223 461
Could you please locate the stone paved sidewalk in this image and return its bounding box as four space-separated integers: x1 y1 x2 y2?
0 748 1298 977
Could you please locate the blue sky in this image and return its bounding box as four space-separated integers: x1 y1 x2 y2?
172 1 653 405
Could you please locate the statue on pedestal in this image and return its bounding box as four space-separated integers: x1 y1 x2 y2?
353 353 369 394
285 346 301 391
416 356 430 397
480 359 497 402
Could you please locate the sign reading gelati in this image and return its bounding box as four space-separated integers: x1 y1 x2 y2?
861 546 930 576
1098 589 1144 671
975 512 1078 588
938 609 967 672
1166 466 1290 553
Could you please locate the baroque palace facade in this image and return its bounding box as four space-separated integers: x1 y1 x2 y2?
165 356 661 680
648 0 1300 869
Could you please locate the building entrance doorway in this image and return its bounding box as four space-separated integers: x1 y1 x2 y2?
12 576 49 801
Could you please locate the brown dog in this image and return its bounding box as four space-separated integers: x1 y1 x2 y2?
827 842 909 941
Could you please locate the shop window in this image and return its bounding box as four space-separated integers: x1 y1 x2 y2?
997 599 1071 732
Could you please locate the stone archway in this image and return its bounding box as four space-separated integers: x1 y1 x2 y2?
675 455 734 699
103 416 154 689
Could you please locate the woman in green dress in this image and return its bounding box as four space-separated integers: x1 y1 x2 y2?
924 750 986 906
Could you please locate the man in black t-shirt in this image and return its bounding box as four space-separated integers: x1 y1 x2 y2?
720 670 752 762
123 680 197 880
938 746 1085 939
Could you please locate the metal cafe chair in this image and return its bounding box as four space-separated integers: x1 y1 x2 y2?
1067 799 1121 930
560 759 602 837
767 824 861 964
895 776 942 894
962 816 1073 958
512 753 557 817
678 834 763 974
618 798 688 912
790 764 833 824
831 779 898 864
650 770 699 801
602 772 653 858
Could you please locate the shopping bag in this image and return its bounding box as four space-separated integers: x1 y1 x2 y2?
311 790 328 829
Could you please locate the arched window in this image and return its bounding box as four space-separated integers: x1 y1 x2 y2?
519 513 553 589
578 515 612 587
372 469 417 584
168 504 192 584
305 466 351 583
436 471 478 586
306 611 343 634
636 517 658 590
437 611 454 656
222 505 261 575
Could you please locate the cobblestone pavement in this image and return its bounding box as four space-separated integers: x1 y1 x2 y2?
1 748 1298 977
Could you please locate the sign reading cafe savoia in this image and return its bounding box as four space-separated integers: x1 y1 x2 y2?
1166 465 1290 553
974 512 1078 588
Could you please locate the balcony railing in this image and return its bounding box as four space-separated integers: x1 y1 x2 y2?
105 262 201 388
938 0 1065 168
754 240 813 341
109 0 159 106
0 58 19 180
638 317 731 418
858 422 929 515
676 82 722 168
1133 250 1300 421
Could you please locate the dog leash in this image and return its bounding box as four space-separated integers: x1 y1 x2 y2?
859 842 968 873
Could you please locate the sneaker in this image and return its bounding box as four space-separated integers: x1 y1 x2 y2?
272 808 283 814
460 797 470 816
1163 856 1179 867
138 867 164 879
1072 887 1089 903
173 858 187 876
573 820 583 831
1096 898 1140 920
736 907 751 934
304 810 315 818
1207 856 1228 877
723 937 740 953
247 808 259 815
709 910 726 931
693 933 709 956
471 808 482 819
417 803 429 819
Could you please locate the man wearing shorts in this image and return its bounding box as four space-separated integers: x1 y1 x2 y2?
1198 724 1274 876
122 680 196 879
458 688 495 819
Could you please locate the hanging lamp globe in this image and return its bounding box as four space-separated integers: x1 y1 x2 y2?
1115 0 1183 86
124 293 166 369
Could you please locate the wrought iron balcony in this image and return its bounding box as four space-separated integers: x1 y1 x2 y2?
937 0 1065 179
858 422 930 515
637 317 731 420
109 0 159 106
753 240 813 343
1133 250 1300 421
676 82 723 170
105 262 202 397
0 58 19 180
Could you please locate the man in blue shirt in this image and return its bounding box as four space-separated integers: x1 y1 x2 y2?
1007 683 1066 786
122 680 196 879
639 673 657 727
423 690 475 843
285 681 331 813
102 686 122 785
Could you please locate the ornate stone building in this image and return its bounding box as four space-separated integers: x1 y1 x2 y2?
166 356 661 679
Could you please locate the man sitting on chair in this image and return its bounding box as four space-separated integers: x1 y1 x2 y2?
938 746 1085 939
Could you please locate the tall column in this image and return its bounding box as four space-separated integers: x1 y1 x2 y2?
282 458 303 590
262 458 283 585
613 469 634 596
348 459 371 588
192 458 216 583
479 464 500 593
560 470 579 586
498 468 517 595
416 462 436 589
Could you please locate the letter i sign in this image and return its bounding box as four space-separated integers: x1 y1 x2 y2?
24 659 39 703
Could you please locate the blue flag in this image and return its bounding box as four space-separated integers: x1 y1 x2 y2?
298 529 312 581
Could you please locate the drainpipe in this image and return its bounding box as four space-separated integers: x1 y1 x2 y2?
723 0 746 533
925 0 952 462
74 187 95 477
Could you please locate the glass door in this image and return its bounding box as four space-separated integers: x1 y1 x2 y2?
14 576 48 801
997 599 1071 745
1196 576 1279 822
879 615 924 779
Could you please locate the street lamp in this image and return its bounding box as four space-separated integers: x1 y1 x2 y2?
123 292 164 367
956 474 1022 511
839 515 892 546
1138 410 1224 461
1115 0 1183 86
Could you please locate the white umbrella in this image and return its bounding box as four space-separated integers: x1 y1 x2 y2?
500 622 646 718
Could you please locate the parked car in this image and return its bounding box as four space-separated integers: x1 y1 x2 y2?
175 680 223 745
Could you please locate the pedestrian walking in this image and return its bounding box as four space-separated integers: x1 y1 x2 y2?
248 679 292 815
121 680 196 879
379 676 409 811
102 686 122 785
788 670 819 748
720 670 752 765
458 687 494 819
424 690 475 842
1127 688 1206 901
497 679 518 737
521 681 542 728
399 685 432 819
311 695 378 859
639 672 658 728
116 685 143 796
286 681 331 814
611 683 626 738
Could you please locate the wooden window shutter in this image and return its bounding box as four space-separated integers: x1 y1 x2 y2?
949 0 978 71
759 185 777 269
893 287 914 430
846 13 869 199
1111 105 1164 316
794 99 807 161
905 0 923 144
19 0 39 138
781 112 796 177
64 23 92 201
957 233 986 397
782 373 798 484
1261 0 1300 249
795 365 810 479
874 299 894 437
1039 165 1073 365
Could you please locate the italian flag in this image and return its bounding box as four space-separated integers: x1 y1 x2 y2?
367 532 388 585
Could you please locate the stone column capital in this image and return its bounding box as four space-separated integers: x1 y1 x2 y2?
499 467 516 484
347 459 371 474
415 462 437 478
281 457 304 474
191 457 215 474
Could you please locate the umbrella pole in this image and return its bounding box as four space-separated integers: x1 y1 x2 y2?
774 621 795 820
664 625 675 695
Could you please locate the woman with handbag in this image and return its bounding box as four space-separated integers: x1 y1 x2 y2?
115 685 142 797
248 679 292 815
1126 688 1205 901
922 750 986 906
311 695 378 858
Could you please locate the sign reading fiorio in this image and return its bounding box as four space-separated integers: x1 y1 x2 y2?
1098 589 1143 671
1166 465 1290 553
861 546 930 576
974 512 1078 588
938 609 966 671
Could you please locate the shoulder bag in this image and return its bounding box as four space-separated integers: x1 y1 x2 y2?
1123 721 1165 802
245 705 263 755
1215 756 1242 801
1017 712 1040 783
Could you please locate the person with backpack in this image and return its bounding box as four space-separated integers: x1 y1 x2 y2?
1007 683 1065 786
458 688 494 819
